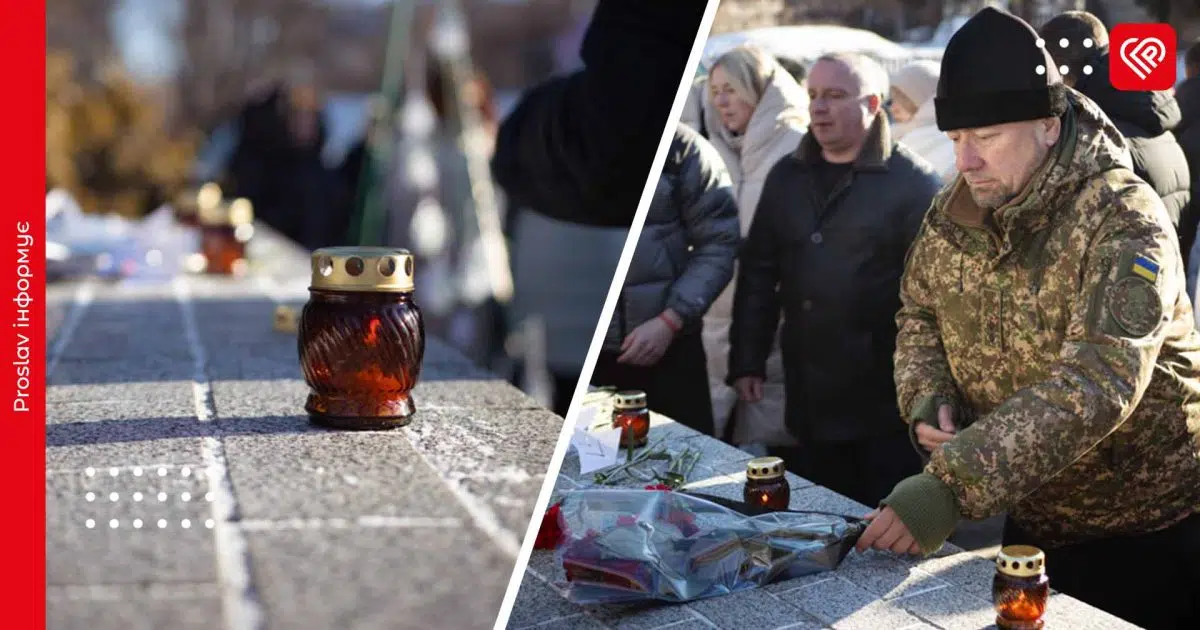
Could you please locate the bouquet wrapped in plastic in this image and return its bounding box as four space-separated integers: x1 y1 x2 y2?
553 488 866 605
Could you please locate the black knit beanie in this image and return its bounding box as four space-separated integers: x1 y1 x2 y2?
935 7 1069 131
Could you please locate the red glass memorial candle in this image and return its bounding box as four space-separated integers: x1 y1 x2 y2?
611 390 650 448
743 456 789 510
993 545 1050 630
299 247 425 430
198 197 254 275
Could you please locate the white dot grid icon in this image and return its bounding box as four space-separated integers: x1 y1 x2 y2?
158 492 168 502
182 519 191 529
85 467 95 477
1084 65 1094 75
110 468 119 477
158 519 167 529
1036 65 1046 75
85 492 95 502
1036 38 1045 48
85 519 95 529
1059 38 1069 48
205 492 214 502
133 492 143 502
109 492 119 502
181 467 191 477
158 467 167 477
133 519 143 529
133 467 143 477
181 492 191 502
1084 38 1094 48
205 519 215 529
1060 65 1070 75
109 519 119 529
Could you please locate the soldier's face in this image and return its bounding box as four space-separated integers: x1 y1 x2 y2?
948 118 1061 210
807 59 880 155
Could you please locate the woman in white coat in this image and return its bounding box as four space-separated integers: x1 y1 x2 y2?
888 59 957 184
700 44 808 451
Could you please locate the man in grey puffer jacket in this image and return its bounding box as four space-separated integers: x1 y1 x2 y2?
591 124 740 434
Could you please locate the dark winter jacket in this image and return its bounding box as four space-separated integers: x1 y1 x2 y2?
729 113 942 442
1174 76 1200 262
489 0 707 228
605 125 740 351
1073 54 1192 249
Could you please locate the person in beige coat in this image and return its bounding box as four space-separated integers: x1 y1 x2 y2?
700 44 808 450
888 60 957 184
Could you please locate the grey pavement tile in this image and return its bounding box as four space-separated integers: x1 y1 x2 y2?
527 550 567 584
222 422 464 520
763 574 841 595
46 472 217 584
518 615 610 630
1041 594 1141 629
787 487 872 520
911 551 999 603
46 418 206 471
48 381 195 406
831 550 952 601
775 577 924 630
46 592 222 630
507 576 584 629
687 589 817 630
884 585 997 630
652 620 723 630
402 407 563 535
584 601 697 630
48 398 195 425
209 378 309 419
246 524 514 630
48 357 195 386
413 378 547 410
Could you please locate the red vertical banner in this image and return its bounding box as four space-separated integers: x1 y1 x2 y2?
5 0 46 627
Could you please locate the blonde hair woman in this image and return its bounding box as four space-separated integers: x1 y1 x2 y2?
888 60 956 183
701 44 808 451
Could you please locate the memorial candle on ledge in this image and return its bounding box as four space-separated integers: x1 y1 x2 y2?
299 247 425 430
743 456 789 511
993 545 1050 630
611 390 650 448
198 197 254 275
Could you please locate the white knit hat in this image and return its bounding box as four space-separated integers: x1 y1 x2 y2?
890 59 941 107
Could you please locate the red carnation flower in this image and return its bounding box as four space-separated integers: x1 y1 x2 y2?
534 502 564 549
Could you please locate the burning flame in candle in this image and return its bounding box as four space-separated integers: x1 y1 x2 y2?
365 317 381 346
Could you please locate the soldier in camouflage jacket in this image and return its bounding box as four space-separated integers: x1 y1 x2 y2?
857 8 1200 630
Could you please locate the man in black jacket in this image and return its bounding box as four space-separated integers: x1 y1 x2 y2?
729 52 942 508
1041 12 1193 257
592 124 739 433
490 0 707 228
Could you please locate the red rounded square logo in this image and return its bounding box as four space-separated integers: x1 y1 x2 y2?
1110 23 1177 91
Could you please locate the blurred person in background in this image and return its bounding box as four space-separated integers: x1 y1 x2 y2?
592 124 739 433
1175 40 1200 299
729 52 940 507
345 56 504 367
888 59 956 183
491 0 707 228
1040 12 1192 267
698 44 808 450
225 62 354 251
682 53 808 141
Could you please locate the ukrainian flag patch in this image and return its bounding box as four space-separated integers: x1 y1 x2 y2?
1131 255 1160 283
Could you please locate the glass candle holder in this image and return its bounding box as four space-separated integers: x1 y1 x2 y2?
611 390 650 448
993 545 1050 630
743 456 789 511
299 247 425 430
176 182 222 228
198 197 254 275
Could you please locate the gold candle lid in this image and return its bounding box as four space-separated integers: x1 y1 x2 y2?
310 246 415 292
996 545 1046 578
199 197 254 226
746 456 785 481
612 390 647 410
